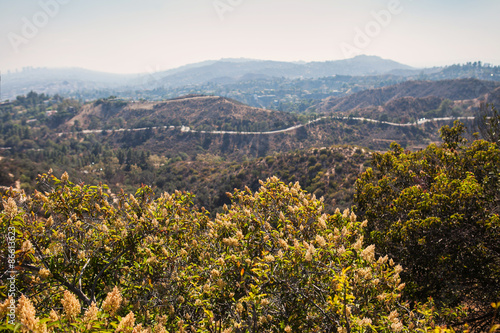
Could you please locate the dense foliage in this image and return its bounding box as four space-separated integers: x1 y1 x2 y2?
354 121 500 331
1 174 470 332
2 92 500 332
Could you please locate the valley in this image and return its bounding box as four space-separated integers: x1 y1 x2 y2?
1 75 497 215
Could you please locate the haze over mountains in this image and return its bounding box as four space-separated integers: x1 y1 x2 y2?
151 55 415 87
3 55 499 110
1 55 404 98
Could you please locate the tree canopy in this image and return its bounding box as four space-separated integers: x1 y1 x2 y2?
1 174 467 332
354 121 500 331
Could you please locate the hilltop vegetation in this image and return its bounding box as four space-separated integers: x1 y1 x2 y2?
0 174 478 332
66 95 301 133
355 119 500 331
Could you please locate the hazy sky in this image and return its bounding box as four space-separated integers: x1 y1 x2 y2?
1 0 500 74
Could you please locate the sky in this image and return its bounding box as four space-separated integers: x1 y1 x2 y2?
1 0 500 74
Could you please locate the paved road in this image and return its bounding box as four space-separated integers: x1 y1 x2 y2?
57 116 477 137
58 117 328 136
339 116 476 127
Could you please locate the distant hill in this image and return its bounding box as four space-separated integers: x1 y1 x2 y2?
318 79 500 112
2 56 414 100
1 67 136 101
486 86 500 106
316 78 500 122
154 55 415 87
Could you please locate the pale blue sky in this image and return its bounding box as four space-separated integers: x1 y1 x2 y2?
1 0 499 74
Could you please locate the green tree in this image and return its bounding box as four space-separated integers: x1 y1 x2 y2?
1 170 207 320
1 174 467 332
354 121 500 331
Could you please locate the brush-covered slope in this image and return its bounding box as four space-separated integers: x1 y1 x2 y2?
315 78 500 122
65 95 300 132
318 78 499 112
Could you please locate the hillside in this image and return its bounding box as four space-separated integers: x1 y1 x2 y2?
0 139 370 215
1 90 448 216
318 78 500 112
86 145 371 214
1 88 484 215
316 78 500 122
65 95 301 132
57 95 443 159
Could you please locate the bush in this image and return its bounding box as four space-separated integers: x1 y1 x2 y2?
1 174 467 332
354 121 500 331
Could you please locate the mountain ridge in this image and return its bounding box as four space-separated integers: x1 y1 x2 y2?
2 55 413 100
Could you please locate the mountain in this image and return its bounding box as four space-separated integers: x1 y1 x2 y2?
2 56 414 100
53 94 447 161
2 87 487 214
154 55 414 88
305 55 415 76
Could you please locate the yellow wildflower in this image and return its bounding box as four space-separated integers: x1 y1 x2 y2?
61 290 81 322
115 311 136 333
361 244 375 262
102 286 122 317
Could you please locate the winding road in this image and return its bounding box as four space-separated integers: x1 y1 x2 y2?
57 116 477 137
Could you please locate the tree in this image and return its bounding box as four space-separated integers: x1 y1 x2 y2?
1 170 207 321
1 174 465 332
354 121 500 331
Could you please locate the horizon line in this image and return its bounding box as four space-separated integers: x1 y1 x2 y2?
4 55 498 76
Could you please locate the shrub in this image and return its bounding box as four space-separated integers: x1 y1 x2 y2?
354 121 500 331
1 174 467 332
